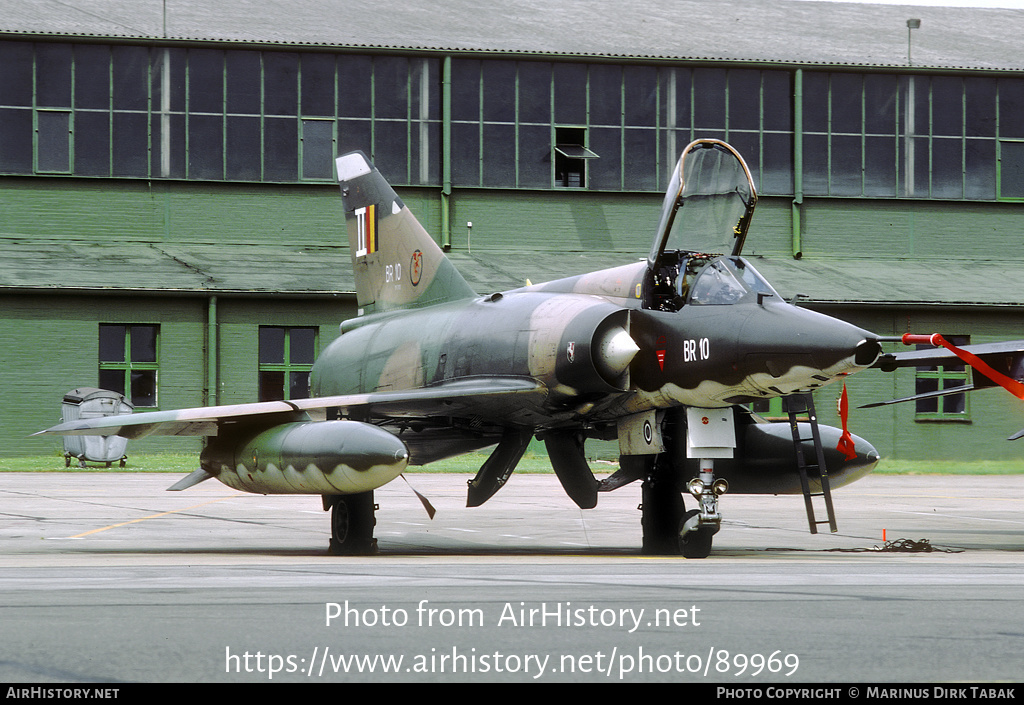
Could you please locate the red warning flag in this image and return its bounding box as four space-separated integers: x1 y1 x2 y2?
836 382 858 461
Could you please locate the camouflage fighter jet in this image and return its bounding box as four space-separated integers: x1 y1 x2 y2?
38 139 1023 557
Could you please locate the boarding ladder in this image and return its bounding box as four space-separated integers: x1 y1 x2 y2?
783 392 837 534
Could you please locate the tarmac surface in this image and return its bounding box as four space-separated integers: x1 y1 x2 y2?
1 470 1023 683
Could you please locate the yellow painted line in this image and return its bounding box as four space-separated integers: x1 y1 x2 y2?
69 495 242 539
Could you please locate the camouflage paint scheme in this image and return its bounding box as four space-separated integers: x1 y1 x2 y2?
39 140 1024 556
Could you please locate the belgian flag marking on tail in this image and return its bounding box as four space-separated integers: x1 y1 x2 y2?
355 204 377 258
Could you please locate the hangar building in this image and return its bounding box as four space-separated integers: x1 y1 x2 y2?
2 0 1023 460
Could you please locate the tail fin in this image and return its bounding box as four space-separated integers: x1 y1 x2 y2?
335 152 476 314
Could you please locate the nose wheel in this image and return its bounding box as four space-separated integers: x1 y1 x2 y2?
679 509 717 558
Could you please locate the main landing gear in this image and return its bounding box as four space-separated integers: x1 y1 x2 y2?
323 491 378 555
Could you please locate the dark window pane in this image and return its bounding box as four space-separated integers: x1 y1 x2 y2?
74 45 111 110
289 371 311 400
74 111 110 176
802 72 829 133
226 116 262 180
112 112 149 176
301 53 336 117
553 63 586 125
450 121 480 186
588 126 620 191
726 131 759 187
864 74 898 135
931 76 963 137
915 376 939 414
942 378 966 414
588 64 621 127
802 133 829 194
373 120 408 182
762 131 793 195
99 369 125 396
931 137 963 198
226 51 261 114
1000 140 1024 198
337 118 371 157
302 119 334 179
99 325 126 362
482 123 515 187
830 134 862 195
338 55 372 118
965 138 996 199
130 370 157 407
263 117 298 181
290 328 316 364
260 327 285 364
762 71 791 132
112 46 149 111
864 135 897 197
830 73 863 135
0 109 33 171
188 114 224 180
374 56 409 120
259 371 285 402
130 326 157 363
264 52 299 116
965 78 996 138
0 42 33 106
999 78 1024 139
450 59 481 122
188 49 224 114
37 111 71 172
518 124 550 188
623 128 657 190
36 43 72 108
693 68 726 130
623 65 658 128
482 61 517 123
518 62 551 124
727 69 761 132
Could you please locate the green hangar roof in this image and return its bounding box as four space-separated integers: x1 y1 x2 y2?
2 0 1024 71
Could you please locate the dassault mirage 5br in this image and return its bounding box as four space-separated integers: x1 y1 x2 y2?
39 140 1024 557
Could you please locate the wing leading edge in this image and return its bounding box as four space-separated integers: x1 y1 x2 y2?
36 378 547 439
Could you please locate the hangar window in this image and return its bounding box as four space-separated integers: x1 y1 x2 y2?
914 335 970 421
554 127 598 188
98 324 159 408
259 326 318 401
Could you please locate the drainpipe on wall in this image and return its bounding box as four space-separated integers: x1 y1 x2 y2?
441 56 453 251
207 295 218 406
792 68 804 260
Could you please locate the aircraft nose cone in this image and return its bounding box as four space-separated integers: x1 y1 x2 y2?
740 304 879 394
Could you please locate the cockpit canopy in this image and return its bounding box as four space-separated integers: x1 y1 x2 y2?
649 140 758 263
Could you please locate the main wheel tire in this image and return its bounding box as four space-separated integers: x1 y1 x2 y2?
328 492 378 555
